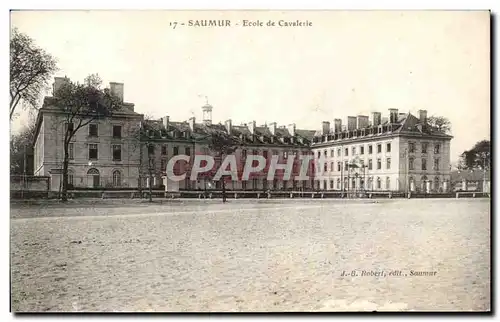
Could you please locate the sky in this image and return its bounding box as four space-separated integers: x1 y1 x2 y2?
10 10 490 163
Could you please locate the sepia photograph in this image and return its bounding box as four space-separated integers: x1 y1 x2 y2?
9 9 491 313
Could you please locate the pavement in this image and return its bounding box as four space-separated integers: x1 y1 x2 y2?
10 198 490 312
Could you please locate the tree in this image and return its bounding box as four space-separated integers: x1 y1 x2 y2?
132 115 156 202
459 140 490 170
427 116 451 134
10 28 58 120
208 130 241 203
51 74 123 201
10 114 37 174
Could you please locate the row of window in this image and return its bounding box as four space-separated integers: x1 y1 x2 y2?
322 158 391 172
68 143 123 161
408 142 440 154
409 157 440 171
66 123 123 139
316 142 442 159
321 156 441 172
318 143 391 159
323 176 391 190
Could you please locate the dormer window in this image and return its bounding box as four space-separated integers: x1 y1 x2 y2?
148 130 154 137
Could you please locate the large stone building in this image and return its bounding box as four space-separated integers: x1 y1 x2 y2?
311 109 453 193
32 77 453 193
33 77 144 190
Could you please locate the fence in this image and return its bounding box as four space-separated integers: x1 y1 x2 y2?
10 175 50 199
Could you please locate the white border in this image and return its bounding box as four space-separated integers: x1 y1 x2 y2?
3 0 498 321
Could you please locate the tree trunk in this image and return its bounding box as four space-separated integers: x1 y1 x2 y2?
61 147 69 202
222 176 226 203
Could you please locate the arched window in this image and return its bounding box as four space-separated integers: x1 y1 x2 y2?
377 177 381 189
87 168 100 188
112 170 122 187
68 169 75 186
421 175 428 191
336 178 341 189
386 177 390 190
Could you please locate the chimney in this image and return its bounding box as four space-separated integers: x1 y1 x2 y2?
189 116 195 132
162 115 170 130
418 110 428 124
109 82 124 102
389 108 399 123
334 119 342 133
371 112 382 127
321 121 330 135
356 115 369 129
248 121 256 134
225 119 232 134
347 116 356 131
287 123 296 136
269 122 277 135
52 76 70 96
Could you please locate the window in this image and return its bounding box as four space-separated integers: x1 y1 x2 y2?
148 130 155 138
377 158 382 170
434 144 441 154
161 159 167 171
330 149 334 157
263 151 268 159
87 168 100 188
242 149 247 158
330 180 334 189
360 146 364 155
148 144 155 155
386 158 391 169
368 145 373 154
323 150 327 157
324 163 327 172
68 170 74 186
345 148 349 156
113 125 122 138
88 124 98 137
337 162 341 172
344 161 348 171
422 143 428 154
352 147 356 155
68 143 74 160
337 148 341 157
88 144 98 160
317 151 321 158
112 170 122 187
386 143 391 153
386 177 390 190
409 157 415 170
434 158 440 170
65 122 74 135
112 145 121 161
173 146 179 156
409 142 416 153
422 158 427 170
377 177 381 189
161 145 167 155
377 144 382 153
368 159 373 170
360 159 365 168
185 147 191 156
330 162 334 172
273 150 278 156
284 151 288 159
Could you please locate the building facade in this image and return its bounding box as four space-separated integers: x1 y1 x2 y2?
311 109 453 193
33 77 453 193
33 77 144 191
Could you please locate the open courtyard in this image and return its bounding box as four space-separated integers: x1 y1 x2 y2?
10 198 490 312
